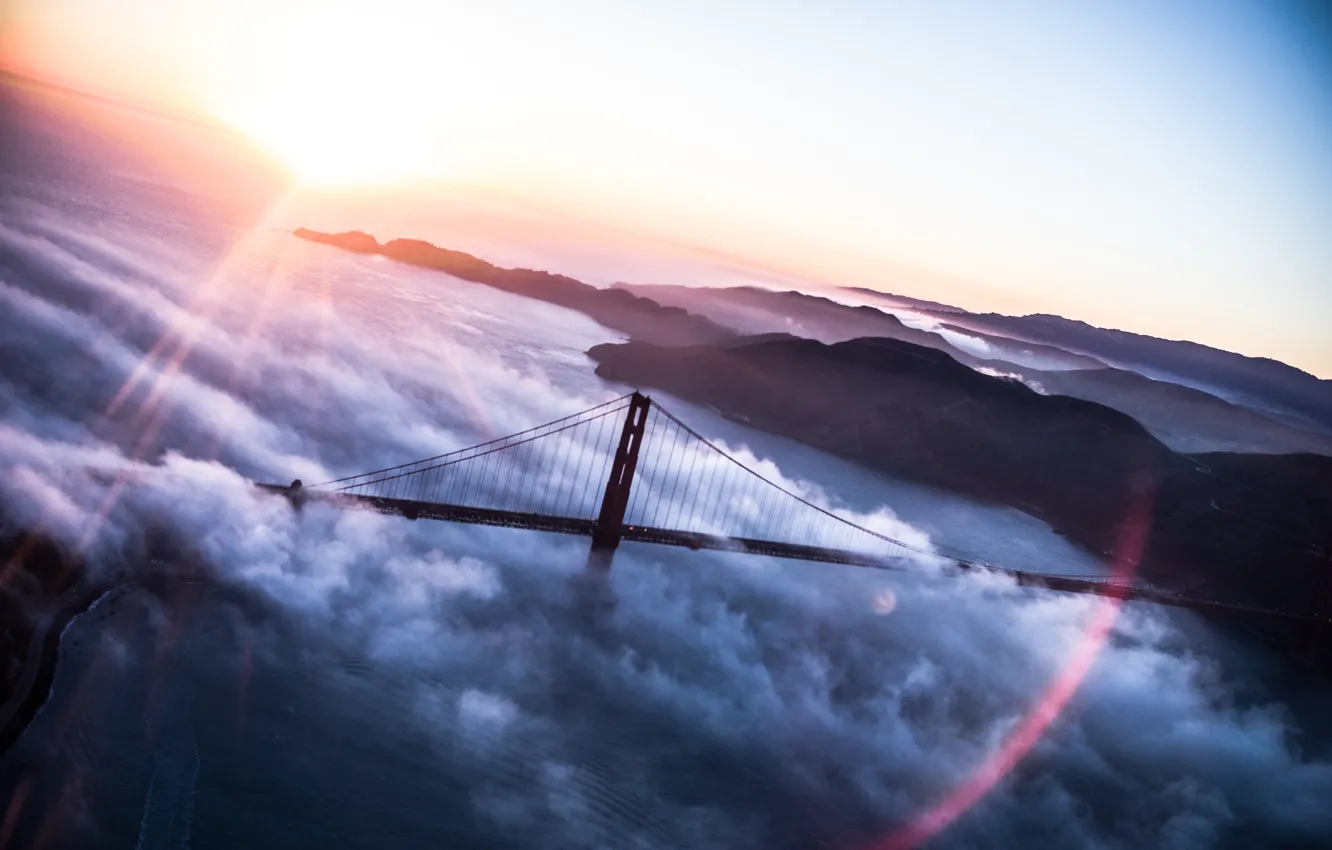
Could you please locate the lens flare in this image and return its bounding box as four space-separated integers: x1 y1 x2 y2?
867 485 1157 849
872 589 898 615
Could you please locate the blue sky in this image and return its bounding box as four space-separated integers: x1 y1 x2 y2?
5 0 1331 374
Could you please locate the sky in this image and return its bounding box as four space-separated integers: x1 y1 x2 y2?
3 0 1331 377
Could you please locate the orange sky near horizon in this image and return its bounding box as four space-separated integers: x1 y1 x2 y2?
3 0 1330 378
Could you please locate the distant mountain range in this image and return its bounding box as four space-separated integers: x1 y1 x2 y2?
613 283 1106 370
914 310 1332 434
840 286 1332 430
840 286 969 315
296 228 1332 456
613 282 1332 457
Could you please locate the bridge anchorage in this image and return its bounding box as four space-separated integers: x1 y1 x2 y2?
258 391 1326 623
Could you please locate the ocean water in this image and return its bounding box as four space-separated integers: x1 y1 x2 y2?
1 80 1330 849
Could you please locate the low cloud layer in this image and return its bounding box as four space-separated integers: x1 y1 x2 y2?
975 366 1048 395
2 106 1331 850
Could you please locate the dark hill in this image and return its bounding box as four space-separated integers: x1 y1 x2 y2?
588 335 1332 627
613 282 1328 455
0 524 90 755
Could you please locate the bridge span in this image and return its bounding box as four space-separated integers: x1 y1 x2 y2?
260 392 1323 624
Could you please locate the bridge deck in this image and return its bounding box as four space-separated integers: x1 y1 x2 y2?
257 485 1315 623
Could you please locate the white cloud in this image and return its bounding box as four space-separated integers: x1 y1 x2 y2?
1 199 1329 849
976 365 1048 394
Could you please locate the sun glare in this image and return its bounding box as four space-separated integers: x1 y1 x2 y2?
209 10 452 187
221 79 449 187
233 104 436 186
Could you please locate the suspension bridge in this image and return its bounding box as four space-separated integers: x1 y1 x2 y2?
260 392 1325 623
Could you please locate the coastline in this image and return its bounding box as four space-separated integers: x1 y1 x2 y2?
0 581 111 757
0 573 233 759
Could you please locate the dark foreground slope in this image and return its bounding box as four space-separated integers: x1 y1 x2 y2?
294 229 735 346
0 526 96 755
0 515 263 756
589 336 1332 627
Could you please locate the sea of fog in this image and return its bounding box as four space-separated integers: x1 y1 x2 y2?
1 82 1330 850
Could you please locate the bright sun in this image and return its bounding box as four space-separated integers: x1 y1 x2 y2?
239 108 434 186
224 88 445 187
210 12 450 187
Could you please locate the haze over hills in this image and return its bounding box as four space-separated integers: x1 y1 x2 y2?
838 283 1332 433
613 283 1106 370
915 310 1332 434
840 286 969 315
837 284 1332 430
615 281 1332 457
300 230 1332 457
1031 367 1332 456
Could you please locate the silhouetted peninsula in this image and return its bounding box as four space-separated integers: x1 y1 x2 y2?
293 229 736 347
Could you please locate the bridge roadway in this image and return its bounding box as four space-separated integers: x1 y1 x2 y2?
257 484 1314 623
